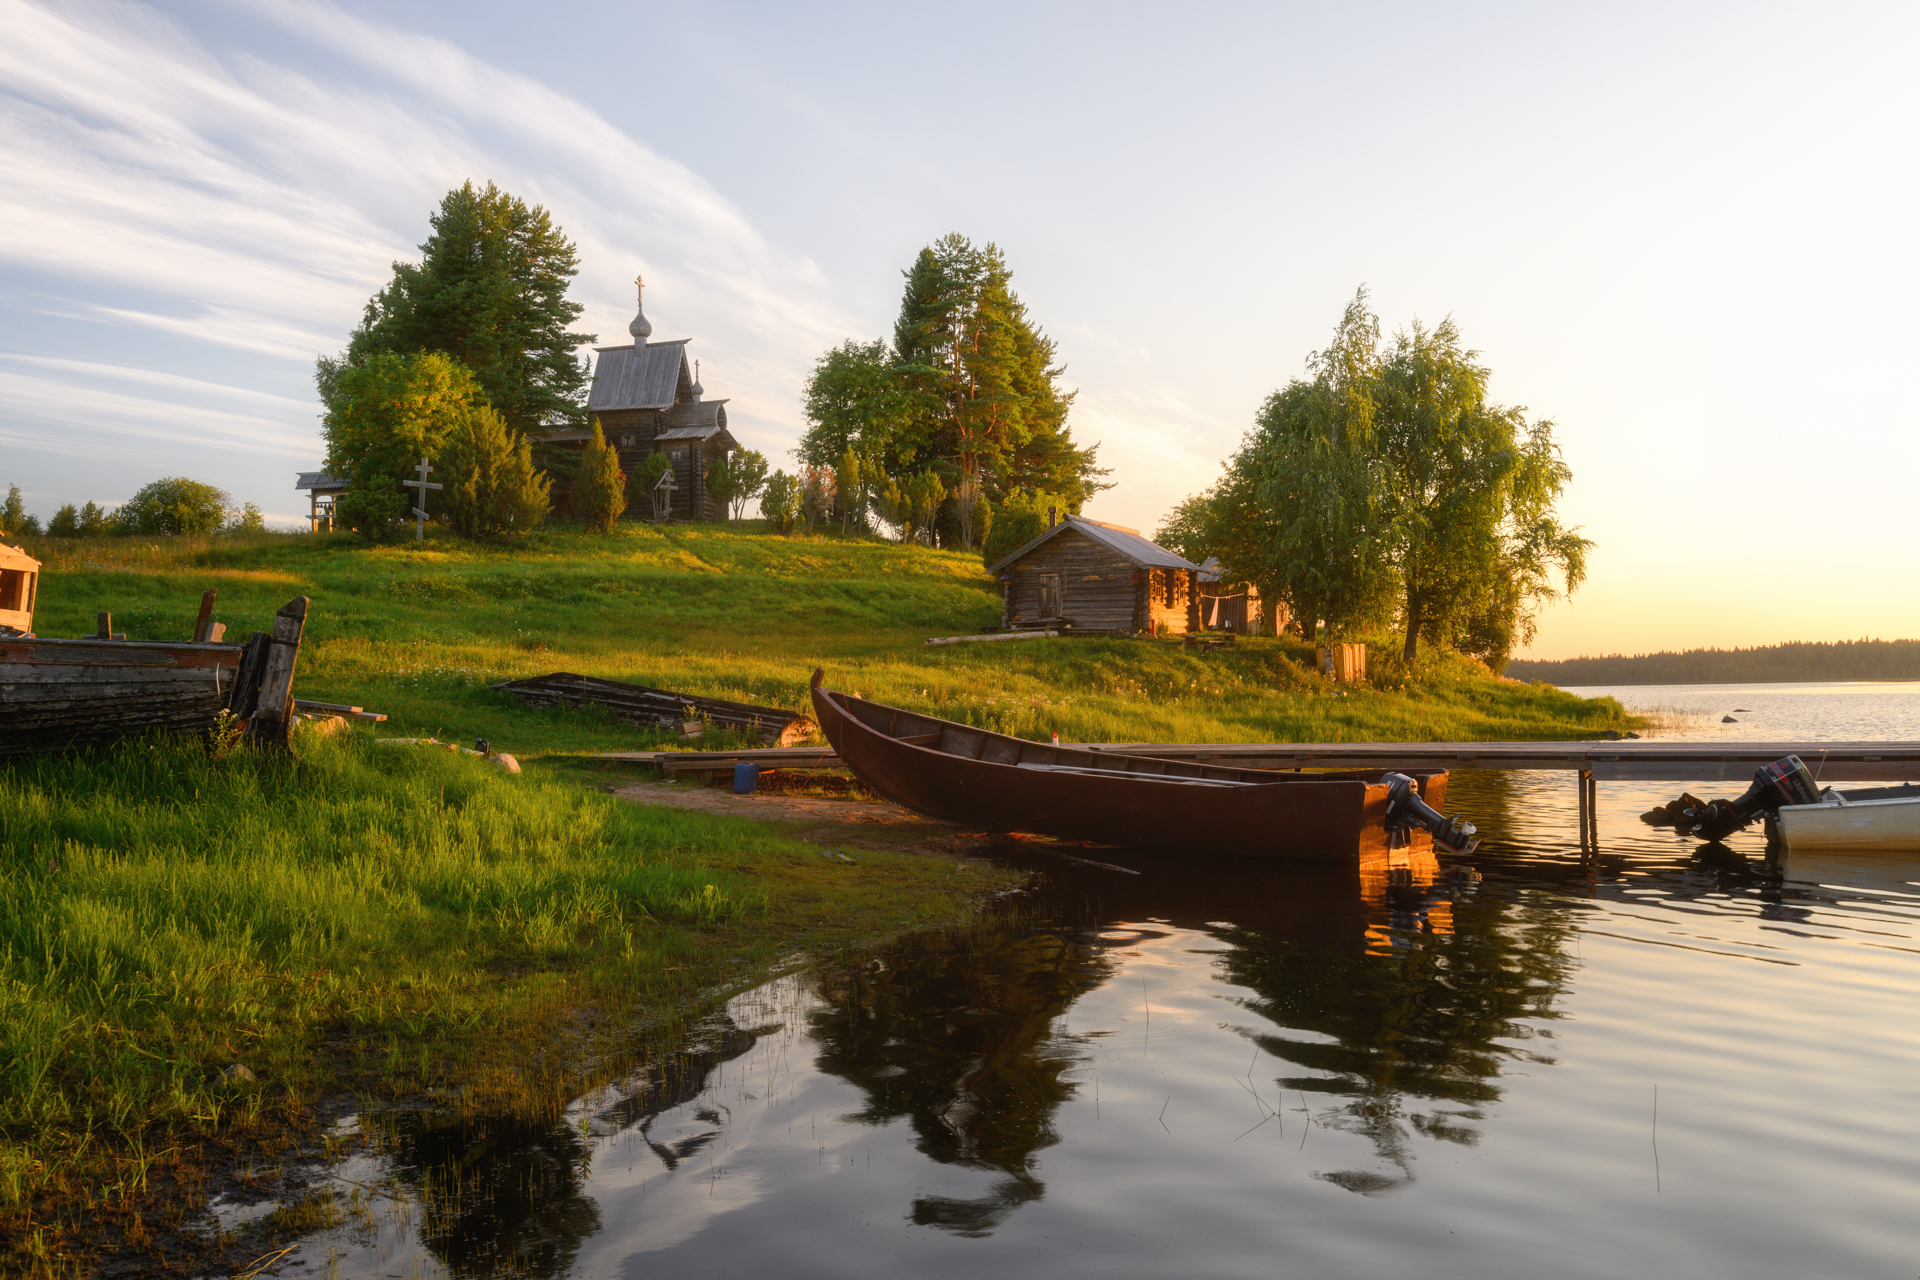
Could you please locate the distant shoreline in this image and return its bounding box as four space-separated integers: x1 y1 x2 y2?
1508 638 1920 687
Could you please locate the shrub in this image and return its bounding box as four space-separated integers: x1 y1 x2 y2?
572 421 627 533
439 405 551 539
761 470 802 534
114 477 228 536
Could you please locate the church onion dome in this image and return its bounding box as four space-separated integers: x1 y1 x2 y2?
691 359 704 401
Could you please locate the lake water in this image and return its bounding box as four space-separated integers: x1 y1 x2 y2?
263 684 1920 1279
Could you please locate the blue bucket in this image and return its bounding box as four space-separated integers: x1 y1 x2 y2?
733 761 760 795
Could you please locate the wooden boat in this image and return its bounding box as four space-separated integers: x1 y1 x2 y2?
1776 784 1920 852
809 670 1467 860
0 594 310 755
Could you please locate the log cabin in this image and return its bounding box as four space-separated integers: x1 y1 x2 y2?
988 514 1204 635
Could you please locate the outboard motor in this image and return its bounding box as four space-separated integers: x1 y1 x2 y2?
1383 773 1480 854
1682 755 1821 841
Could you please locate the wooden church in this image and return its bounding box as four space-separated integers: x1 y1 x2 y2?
540 276 740 521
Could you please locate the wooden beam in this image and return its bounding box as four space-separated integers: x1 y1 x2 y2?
244 596 309 746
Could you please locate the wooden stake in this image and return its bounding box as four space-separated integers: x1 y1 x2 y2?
192 589 216 643
244 596 309 746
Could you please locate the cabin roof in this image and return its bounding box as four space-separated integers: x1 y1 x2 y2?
295 472 346 492
1199 556 1225 582
987 513 1202 576
587 339 692 412
0 543 40 572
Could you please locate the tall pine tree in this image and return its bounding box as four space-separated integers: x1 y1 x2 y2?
326 182 594 436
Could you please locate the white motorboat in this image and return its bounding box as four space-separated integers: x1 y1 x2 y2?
1776 783 1920 853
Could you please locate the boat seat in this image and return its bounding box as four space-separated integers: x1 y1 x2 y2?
1015 762 1257 787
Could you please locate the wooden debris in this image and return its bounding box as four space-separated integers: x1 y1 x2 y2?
598 747 844 778
924 630 1059 647
293 699 387 722
494 672 816 746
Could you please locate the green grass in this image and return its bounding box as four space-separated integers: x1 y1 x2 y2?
0 730 1008 1272
16 519 1632 749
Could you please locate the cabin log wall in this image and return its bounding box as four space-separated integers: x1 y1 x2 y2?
1003 529 1139 632
1145 568 1198 636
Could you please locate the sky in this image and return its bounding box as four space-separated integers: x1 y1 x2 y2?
2 0 1916 660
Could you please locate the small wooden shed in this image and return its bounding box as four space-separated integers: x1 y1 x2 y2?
0 542 41 634
988 515 1205 635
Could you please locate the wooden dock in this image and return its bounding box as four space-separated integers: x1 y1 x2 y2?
600 739 1920 784
600 738 1920 851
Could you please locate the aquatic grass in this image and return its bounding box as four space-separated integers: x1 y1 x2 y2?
0 729 1005 1271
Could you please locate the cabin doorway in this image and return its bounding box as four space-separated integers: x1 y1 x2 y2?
1038 572 1063 619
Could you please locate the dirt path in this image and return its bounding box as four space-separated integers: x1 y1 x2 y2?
613 779 996 859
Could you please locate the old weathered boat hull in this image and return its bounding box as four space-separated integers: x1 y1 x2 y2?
810 671 1447 860
0 638 244 755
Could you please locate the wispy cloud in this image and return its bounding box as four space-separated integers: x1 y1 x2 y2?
0 0 854 513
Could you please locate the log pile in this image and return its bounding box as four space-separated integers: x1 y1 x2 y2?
493 672 816 746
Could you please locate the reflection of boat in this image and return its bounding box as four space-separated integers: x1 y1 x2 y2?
1777 784 1920 852
809 670 1474 859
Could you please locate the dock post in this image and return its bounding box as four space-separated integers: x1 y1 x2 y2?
1575 769 1593 851
1579 769 1598 851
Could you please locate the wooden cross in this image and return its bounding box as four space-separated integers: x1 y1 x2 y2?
402 455 442 542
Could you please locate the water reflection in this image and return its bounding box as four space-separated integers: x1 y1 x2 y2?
807 931 1116 1235
376 1015 774 1277
281 756 1920 1280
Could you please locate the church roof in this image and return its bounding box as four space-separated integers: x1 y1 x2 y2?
657 399 730 440
587 339 691 412
987 513 1200 576
295 471 346 492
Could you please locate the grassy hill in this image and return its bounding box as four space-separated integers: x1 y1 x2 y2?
21 520 1632 748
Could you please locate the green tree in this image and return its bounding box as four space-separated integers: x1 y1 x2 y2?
328 181 593 435
224 503 266 535
726 449 768 523
761 470 802 534
1224 292 1398 641
572 422 627 533
1 485 39 537
1206 288 1588 660
632 451 672 522
983 489 1072 567
46 504 78 538
439 405 551 539
704 450 742 526
321 351 482 539
799 237 1107 552
115 478 230 536
835 444 864 534
76 501 108 536
799 340 917 474
904 470 947 545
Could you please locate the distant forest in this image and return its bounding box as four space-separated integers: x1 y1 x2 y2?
1507 638 1920 687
